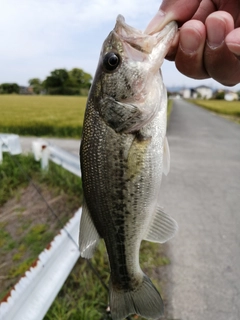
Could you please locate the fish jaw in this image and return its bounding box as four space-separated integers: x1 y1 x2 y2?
98 14 177 86
113 14 177 72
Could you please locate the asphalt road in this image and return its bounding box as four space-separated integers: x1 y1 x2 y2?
160 99 240 320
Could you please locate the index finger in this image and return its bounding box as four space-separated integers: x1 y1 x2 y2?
145 0 201 34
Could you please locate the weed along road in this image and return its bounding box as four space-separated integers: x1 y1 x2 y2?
160 99 240 320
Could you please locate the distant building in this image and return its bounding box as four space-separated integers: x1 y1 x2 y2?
180 88 199 99
195 85 213 99
168 85 239 100
180 86 213 99
224 91 239 101
181 88 191 99
19 86 34 95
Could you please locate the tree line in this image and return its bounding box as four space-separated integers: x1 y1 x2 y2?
0 68 92 95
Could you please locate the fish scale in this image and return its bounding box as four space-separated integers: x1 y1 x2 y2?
79 14 178 320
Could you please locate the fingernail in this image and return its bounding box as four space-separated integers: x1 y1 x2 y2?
225 31 240 56
226 41 240 56
180 29 200 54
144 10 166 34
207 20 225 49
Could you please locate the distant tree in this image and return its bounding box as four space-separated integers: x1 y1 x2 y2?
44 69 69 88
44 69 73 95
43 68 92 95
28 78 42 94
0 83 19 94
68 68 92 89
215 91 225 100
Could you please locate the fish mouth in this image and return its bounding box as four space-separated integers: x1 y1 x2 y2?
113 14 177 70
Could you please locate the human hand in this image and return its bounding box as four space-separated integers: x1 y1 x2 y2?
145 0 240 86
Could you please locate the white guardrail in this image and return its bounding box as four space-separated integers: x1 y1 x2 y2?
0 209 81 320
0 134 82 320
32 138 81 177
0 134 22 162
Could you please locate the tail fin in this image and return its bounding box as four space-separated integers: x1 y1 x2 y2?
109 274 164 320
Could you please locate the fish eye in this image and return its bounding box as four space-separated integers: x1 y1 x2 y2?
103 52 121 72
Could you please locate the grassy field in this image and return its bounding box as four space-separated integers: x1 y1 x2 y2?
192 99 240 120
0 95 87 137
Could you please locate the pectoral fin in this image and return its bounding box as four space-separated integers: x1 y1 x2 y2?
144 206 178 243
99 96 142 133
163 136 170 176
79 198 100 258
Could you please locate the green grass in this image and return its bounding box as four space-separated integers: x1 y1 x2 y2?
0 153 40 206
23 224 54 256
7 223 55 278
0 153 82 207
0 95 87 137
8 258 37 278
167 99 173 119
192 99 240 119
0 228 17 251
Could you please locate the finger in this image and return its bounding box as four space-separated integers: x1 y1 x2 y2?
204 12 240 86
193 0 240 25
225 28 240 56
145 0 201 34
160 0 202 22
165 31 180 61
192 0 217 22
174 20 209 79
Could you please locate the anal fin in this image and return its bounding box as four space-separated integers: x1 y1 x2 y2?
79 198 100 258
144 206 178 243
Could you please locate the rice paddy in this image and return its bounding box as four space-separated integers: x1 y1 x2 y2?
0 95 87 137
192 99 240 118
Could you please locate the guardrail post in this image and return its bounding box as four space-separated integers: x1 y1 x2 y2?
41 145 49 171
32 140 49 172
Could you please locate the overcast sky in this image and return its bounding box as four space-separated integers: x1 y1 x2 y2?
1 0 239 91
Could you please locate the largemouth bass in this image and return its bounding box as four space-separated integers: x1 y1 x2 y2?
80 15 178 320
